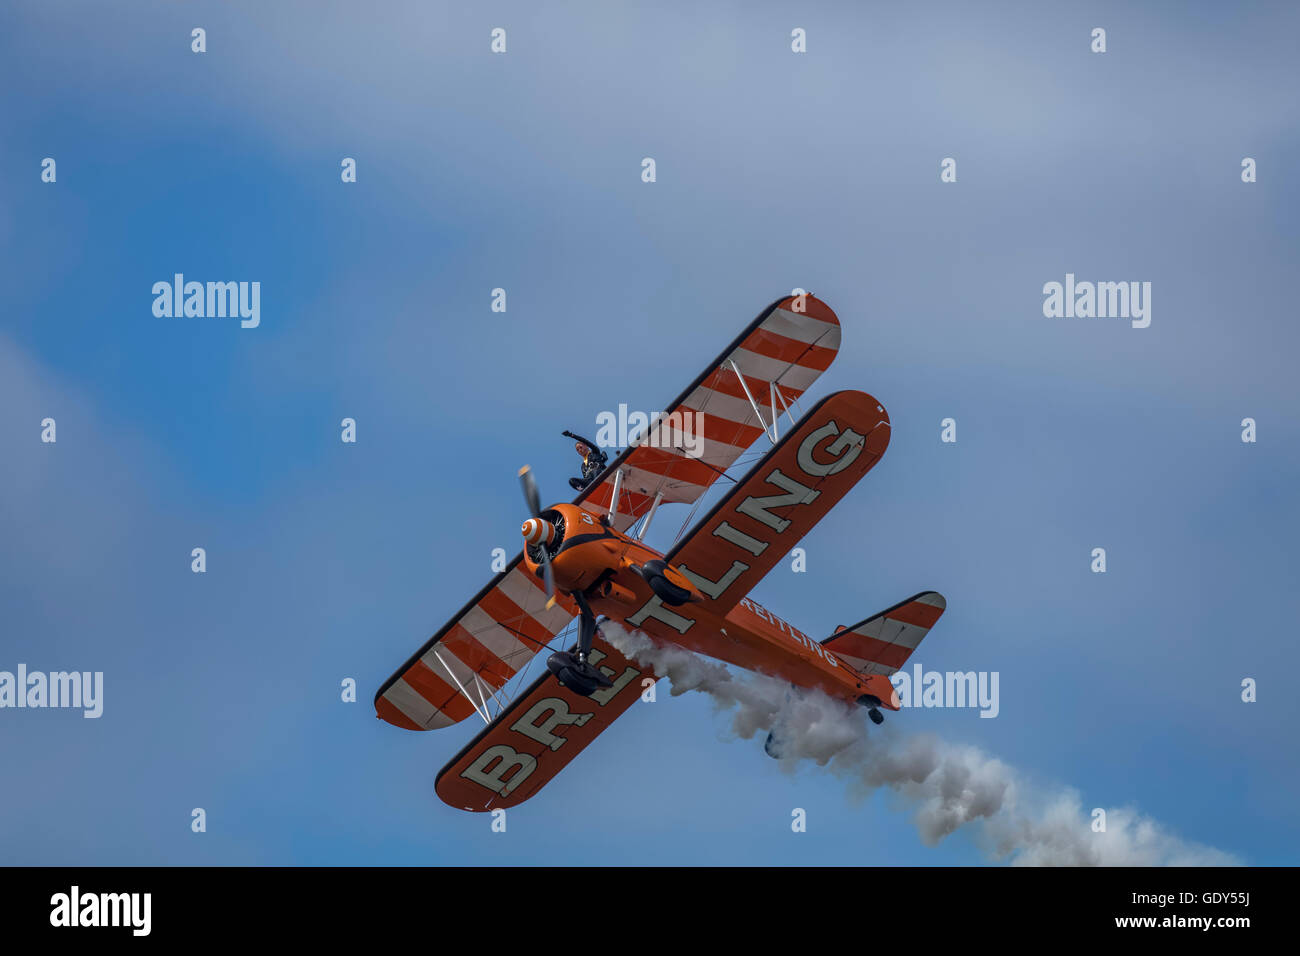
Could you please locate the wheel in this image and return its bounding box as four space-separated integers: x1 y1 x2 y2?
764 731 784 759
642 560 692 606
546 650 609 697
868 708 884 725
649 574 692 606
558 666 598 697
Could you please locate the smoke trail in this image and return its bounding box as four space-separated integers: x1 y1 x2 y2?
601 625 1237 866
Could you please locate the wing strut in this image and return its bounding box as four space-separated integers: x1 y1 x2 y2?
769 381 779 440
432 648 492 725
608 466 624 523
636 489 664 541
773 382 798 431
471 672 512 722
729 359 778 445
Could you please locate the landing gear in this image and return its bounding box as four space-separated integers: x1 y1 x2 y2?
858 694 885 725
546 651 605 696
546 590 614 697
763 731 784 759
634 559 693 606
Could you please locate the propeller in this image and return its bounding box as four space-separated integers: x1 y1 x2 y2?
519 464 542 519
518 465 556 601
520 469 611 694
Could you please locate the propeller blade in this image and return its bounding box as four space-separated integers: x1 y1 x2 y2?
520 465 556 601
540 551 555 599
518 465 542 518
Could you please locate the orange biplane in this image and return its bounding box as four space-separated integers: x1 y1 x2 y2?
375 294 947 811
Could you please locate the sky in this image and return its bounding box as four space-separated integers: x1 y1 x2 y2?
1 0 1297 865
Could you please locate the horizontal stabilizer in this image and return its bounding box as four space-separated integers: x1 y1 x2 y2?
820 591 946 676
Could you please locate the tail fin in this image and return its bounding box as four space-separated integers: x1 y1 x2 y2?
821 591 946 676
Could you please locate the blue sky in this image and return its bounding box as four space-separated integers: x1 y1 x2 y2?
1 0 1297 864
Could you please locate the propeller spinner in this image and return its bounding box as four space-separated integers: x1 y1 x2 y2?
521 517 556 547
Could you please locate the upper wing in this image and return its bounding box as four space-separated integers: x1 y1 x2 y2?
374 556 576 731
577 294 841 532
653 389 891 620
435 633 655 811
819 592 947 676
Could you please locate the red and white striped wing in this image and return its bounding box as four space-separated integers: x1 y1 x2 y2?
578 294 841 532
821 592 947 677
375 559 575 730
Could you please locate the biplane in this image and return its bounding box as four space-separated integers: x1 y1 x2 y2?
374 294 947 811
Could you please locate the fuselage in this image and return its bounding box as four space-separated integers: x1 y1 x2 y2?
523 502 900 710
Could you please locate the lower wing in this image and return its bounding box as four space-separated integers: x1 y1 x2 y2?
435 633 655 810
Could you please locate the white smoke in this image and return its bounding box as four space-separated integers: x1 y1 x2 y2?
601 625 1238 866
